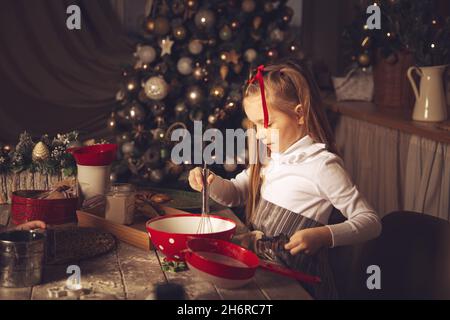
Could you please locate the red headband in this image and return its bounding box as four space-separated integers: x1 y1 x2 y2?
248 65 269 128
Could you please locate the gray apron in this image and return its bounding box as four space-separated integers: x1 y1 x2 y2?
251 198 339 300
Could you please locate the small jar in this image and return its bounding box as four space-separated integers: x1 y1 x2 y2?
105 183 136 225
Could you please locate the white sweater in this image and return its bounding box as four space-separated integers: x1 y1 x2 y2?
209 135 382 247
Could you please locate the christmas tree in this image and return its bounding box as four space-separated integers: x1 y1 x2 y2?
343 0 450 68
110 0 302 185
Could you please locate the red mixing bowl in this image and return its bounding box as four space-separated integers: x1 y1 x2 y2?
146 214 236 261
67 144 117 166
185 238 322 289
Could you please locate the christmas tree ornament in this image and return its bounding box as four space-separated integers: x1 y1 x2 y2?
154 17 171 36
244 48 257 63
115 89 125 102
264 1 275 12
186 0 198 9
230 19 240 30
144 146 161 167
242 0 256 13
189 108 204 122
233 62 243 74
32 142 50 162
193 65 207 81
108 116 116 130
224 100 238 113
171 0 186 15
228 50 240 65
135 45 156 64
127 102 146 123
210 84 226 100
194 9 216 30
269 28 285 43
126 78 139 92
220 51 230 62
138 89 151 104
160 147 170 162
145 18 156 33
154 116 166 129
219 25 232 41
177 57 194 75
175 102 189 118
281 6 294 24
357 52 371 67
185 85 204 106
121 142 135 155
252 16 263 30
148 101 166 117
188 39 203 55
154 62 169 74
220 65 229 80
361 36 372 49
160 36 174 56
173 25 187 40
144 76 169 100
266 48 279 60
208 113 218 125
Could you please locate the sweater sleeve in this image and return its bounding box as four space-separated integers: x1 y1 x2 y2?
317 156 382 247
209 169 250 207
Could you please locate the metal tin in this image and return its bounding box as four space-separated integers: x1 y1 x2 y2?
0 230 45 287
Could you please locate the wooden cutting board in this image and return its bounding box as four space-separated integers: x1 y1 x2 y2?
77 210 152 250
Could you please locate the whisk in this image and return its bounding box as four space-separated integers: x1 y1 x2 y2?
197 163 213 234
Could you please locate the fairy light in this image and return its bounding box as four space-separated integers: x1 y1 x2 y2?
431 43 436 48
363 24 368 30
432 20 437 25
386 32 391 37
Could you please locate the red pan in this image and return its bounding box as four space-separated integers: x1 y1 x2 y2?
185 238 321 289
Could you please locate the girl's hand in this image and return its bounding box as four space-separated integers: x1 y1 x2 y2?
284 226 332 255
14 220 46 231
188 167 215 192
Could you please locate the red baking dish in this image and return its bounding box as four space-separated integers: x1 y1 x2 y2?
67 144 117 166
146 214 236 261
185 238 322 289
11 190 79 225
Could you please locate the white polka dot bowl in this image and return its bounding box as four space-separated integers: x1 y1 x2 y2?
146 214 236 261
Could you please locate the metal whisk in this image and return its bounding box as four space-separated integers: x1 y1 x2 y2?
197 163 213 234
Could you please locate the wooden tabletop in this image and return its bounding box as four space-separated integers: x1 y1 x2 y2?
0 207 312 300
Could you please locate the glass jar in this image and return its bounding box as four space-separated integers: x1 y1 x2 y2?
105 183 136 225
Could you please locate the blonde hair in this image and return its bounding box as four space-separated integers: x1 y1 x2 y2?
243 59 337 226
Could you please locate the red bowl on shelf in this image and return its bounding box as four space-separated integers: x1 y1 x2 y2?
67 144 117 166
11 190 79 225
146 214 236 261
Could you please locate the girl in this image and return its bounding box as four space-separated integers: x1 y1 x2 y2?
188 59 382 299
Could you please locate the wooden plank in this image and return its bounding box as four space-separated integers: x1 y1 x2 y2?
31 264 76 300
253 269 312 300
77 248 126 300
117 243 166 300
77 210 151 250
0 287 32 300
156 251 222 300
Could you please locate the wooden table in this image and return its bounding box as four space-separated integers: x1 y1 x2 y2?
0 206 312 300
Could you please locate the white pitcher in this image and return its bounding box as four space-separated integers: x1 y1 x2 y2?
407 65 448 122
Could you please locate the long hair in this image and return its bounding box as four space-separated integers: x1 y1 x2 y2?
243 58 337 226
